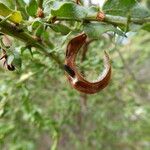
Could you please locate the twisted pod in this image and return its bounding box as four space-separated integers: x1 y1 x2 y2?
64 33 111 94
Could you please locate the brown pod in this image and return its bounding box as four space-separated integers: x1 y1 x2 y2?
64 33 111 94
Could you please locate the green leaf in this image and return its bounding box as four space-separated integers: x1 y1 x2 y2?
34 24 44 37
0 0 14 9
86 6 99 17
31 20 42 30
51 2 87 19
49 23 71 35
129 23 141 32
83 23 107 38
103 0 150 18
83 23 126 39
13 53 22 70
7 53 22 70
42 31 54 49
113 28 127 37
0 2 22 23
43 0 57 15
103 0 136 16
15 0 28 20
131 4 150 18
25 0 38 17
7 55 14 65
141 23 150 32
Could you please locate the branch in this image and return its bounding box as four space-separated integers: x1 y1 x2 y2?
53 15 150 26
0 13 149 69
104 15 150 25
0 19 63 69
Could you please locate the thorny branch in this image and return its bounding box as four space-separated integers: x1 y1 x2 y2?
0 9 149 68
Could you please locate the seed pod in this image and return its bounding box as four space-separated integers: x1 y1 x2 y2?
64 33 111 94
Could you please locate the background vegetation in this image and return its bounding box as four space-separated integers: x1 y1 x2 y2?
0 0 150 150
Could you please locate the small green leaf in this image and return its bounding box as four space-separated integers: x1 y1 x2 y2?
31 20 42 30
43 0 58 15
113 28 127 37
103 0 150 18
86 6 99 17
131 4 150 18
129 23 141 32
0 2 22 23
103 0 135 16
51 2 87 19
15 0 28 20
20 46 27 55
13 53 22 70
49 23 71 35
83 23 126 39
42 31 54 49
25 0 38 17
141 23 150 32
7 53 22 70
34 24 44 37
83 23 107 38
7 55 14 65
9 11 22 23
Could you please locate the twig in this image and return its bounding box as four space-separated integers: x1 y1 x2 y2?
51 15 150 26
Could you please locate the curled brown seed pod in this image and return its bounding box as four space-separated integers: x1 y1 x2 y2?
64 33 111 94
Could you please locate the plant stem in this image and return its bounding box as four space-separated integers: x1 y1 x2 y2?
52 15 150 26
105 15 150 25
0 14 149 69
38 0 44 9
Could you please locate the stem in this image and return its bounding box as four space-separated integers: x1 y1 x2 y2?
0 19 63 69
38 0 44 9
53 15 150 26
105 15 150 25
0 13 149 69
